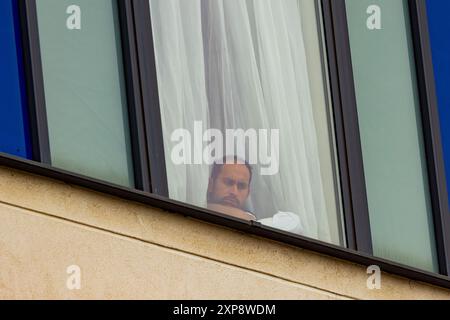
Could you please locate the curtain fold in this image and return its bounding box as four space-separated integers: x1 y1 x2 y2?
150 0 211 206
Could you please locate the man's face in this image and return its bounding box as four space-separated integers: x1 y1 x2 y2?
208 164 251 210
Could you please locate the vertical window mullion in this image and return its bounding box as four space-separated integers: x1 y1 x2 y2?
408 0 450 275
19 0 51 164
322 0 373 253
117 0 152 192
132 0 168 196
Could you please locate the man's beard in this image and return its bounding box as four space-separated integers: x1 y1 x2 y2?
207 193 242 209
219 195 240 208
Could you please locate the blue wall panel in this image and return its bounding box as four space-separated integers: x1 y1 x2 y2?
427 1 450 205
0 0 31 158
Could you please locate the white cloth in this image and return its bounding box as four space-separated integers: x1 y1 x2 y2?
259 212 304 235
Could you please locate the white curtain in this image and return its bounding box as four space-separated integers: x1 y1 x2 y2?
150 0 332 242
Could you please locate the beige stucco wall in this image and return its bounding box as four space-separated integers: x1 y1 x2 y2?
0 166 449 300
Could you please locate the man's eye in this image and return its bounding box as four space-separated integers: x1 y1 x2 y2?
224 178 234 186
237 183 248 190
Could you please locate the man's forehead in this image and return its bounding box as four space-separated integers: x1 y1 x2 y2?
218 164 251 179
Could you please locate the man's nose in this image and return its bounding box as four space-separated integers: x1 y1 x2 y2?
229 184 239 195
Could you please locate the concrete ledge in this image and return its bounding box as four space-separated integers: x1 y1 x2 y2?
0 166 448 299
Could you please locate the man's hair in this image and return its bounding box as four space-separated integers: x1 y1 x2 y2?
210 155 253 185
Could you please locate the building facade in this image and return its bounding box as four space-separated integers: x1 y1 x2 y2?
1 0 450 299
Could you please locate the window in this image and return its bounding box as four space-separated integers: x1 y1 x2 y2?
0 0 31 159
346 0 438 272
29 0 135 187
147 0 345 245
5 0 450 284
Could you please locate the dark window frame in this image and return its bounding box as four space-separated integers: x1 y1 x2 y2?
7 0 450 288
322 0 373 253
18 0 50 164
132 0 168 196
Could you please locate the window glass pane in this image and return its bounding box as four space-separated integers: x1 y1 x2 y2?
346 0 438 271
149 0 345 245
35 0 134 187
426 0 450 207
0 0 31 159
